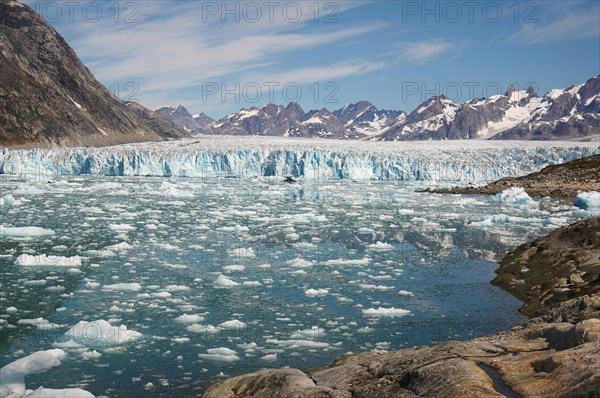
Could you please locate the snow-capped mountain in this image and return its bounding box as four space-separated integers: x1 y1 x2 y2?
199 102 405 139
381 76 600 141
491 76 600 140
333 101 406 138
160 75 599 141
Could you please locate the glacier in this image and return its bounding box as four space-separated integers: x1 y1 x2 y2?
1 137 598 182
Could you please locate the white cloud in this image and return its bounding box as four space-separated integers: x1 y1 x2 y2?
396 39 456 64
42 0 382 111
505 10 600 44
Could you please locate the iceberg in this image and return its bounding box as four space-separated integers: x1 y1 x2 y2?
0 138 597 182
574 191 600 209
0 349 94 398
494 187 537 206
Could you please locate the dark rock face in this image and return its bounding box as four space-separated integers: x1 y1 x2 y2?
193 112 215 128
155 105 203 133
0 0 188 147
493 216 600 317
125 102 190 140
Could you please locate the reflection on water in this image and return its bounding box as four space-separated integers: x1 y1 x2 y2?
0 176 593 397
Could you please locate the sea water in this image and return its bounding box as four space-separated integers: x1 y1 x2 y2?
0 174 595 397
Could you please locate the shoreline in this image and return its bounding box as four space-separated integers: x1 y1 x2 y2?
419 154 600 199
200 217 600 398
199 155 600 397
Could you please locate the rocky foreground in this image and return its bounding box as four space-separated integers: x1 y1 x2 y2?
201 217 600 398
421 154 600 198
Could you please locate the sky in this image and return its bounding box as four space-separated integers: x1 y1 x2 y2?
26 0 600 119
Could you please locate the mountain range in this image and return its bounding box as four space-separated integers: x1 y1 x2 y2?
0 0 598 147
160 76 600 141
0 0 188 147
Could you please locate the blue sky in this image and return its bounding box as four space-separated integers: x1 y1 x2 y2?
27 0 600 118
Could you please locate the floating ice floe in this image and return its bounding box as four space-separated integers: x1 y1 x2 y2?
0 226 55 237
103 283 142 292
287 258 313 268
0 195 22 207
362 307 411 317
214 275 239 287
63 319 142 345
15 254 82 267
574 191 600 209
469 214 546 227
228 247 256 259
0 349 94 398
367 242 394 250
186 324 219 334
494 187 537 207
266 339 330 349
217 320 247 330
323 258 370 266
198 347 239 362
223 264 245 272
305 288 329 297
175 314 204 324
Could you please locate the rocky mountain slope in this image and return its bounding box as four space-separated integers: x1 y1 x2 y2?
201 217 600 398
0 0 189 147
155 105 214 134
165 76 600 141
493 216 600 316
423 153 600 198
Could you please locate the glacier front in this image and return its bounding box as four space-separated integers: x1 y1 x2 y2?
1 137 598 182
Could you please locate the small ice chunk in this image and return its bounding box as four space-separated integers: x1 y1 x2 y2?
574 192 600 209
305 288 329 297
367 242 394 250
63 319 142 345
260 354 278 362
362 307 411 317
287 258 313 268
494 187 537 206
174 314 204 324
80 350 102 360
223 264 245 272
0 226 55 237
198 347 239 362
16 254 81 267
103 283 142 291
217 320 247 330
214 275 239 287
186 324 219 334
0 195 21 207
164 285 190 291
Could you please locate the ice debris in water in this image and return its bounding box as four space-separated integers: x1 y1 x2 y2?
0 226 55 237
362 307 411 317
494 187 537 207
198 347 240 362
0 349 95 397
63 320 142 345
15 254 82 267
574 191 600 209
